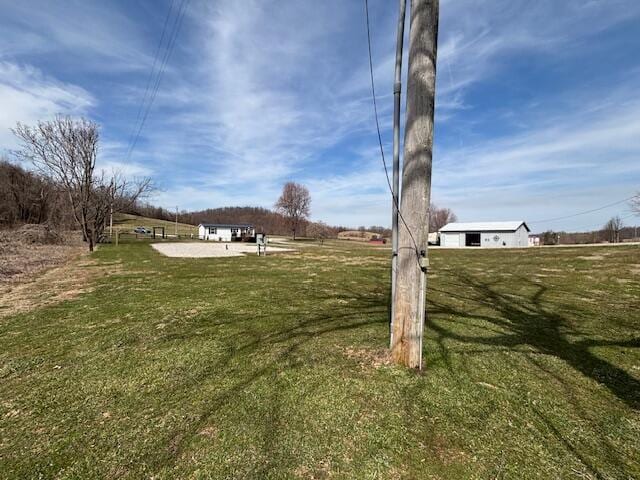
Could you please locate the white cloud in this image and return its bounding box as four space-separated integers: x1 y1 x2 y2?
0 1 152 71
98 160 153 179
0 61 94 149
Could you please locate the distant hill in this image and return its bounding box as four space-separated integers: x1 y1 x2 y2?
337 230 384 242
174 206 344 238
113 213 197 236
184 206 291 235
127 204 357 237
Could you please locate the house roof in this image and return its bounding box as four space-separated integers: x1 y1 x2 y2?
199 223 254 228
439 221 530 233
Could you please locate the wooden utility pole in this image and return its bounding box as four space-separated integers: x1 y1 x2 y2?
391 0 439 369
175 206 179 236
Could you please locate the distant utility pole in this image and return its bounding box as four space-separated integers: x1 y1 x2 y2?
175 206 179 236
390 0 407 348
109 204 113 237
391 0 439 369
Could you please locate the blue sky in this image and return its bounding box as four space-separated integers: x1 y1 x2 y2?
1 0 639 232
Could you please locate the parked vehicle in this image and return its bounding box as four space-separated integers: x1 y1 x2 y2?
134 226 151 234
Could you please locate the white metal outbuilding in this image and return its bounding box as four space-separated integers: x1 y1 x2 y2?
439 221 530 248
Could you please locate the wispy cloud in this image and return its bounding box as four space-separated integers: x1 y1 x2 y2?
437 0 640 102
433 91 640 229
0 1 152 71
197 1 369 184
0 61 94 149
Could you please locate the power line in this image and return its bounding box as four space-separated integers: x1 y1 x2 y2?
127 0 189 159
530 196 635 224
364 0 420 262
126 0 191 161
127 0 177 154
571 211 636 233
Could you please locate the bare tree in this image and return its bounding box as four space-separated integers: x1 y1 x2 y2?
429 204 457 232
307 221 331 245
274 182 311 239
13 116 152 251
603 216 623 243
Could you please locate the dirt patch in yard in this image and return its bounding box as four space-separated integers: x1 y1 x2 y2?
0 229 116 318
0 227 85 284
343 346 391 369
0 254 114 318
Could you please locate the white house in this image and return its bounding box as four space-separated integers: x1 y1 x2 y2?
198 223 255 242
439 221 530 248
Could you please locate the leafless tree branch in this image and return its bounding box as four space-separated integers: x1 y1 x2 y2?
12 116 153 251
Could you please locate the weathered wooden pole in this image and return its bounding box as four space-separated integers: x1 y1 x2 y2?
391 0 438 369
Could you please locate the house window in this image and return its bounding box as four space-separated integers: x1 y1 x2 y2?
231 228 239 234
208 227 217 234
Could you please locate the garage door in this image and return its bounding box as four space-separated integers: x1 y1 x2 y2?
442 233 461 247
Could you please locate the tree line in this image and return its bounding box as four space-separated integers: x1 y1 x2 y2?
0 158 75 228
129 203 347 239
539 214 639 245
2 158 461 243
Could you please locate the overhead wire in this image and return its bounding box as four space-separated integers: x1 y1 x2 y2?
364 0 421 263
126 0 177 154
569 211 636 233
529 196 636 224
126 0 191 162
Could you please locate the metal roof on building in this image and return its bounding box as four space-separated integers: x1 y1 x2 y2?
439 221 529 232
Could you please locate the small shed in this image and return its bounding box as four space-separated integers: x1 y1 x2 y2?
439 221 530 248
198 223 255 242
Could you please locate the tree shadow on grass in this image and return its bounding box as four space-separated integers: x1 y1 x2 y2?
427 272 640 410
136 267 639 477
140 283 389 476
426 272 639 478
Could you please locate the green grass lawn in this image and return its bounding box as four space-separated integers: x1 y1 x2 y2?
1 241 638 479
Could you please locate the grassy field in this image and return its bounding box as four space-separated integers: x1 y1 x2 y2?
113 213 198 237
0 240 638 478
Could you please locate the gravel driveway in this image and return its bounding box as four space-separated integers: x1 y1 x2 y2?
151 242 294 258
